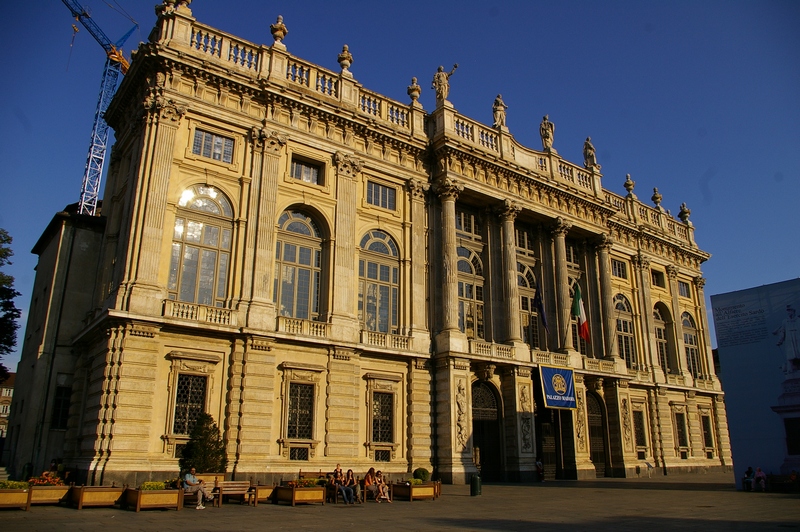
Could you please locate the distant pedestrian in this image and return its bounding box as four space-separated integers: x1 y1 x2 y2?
536 459 544 482
754 467 767 492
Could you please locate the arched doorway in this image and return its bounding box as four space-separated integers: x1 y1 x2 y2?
586 393 608 478
472 381 503 481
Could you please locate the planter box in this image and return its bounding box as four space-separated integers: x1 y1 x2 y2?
391 482 437 502
273 485 325 506
0 489 29 510
27 485 71 509
69 486 125 509
122 488 183 512
249 485 274 506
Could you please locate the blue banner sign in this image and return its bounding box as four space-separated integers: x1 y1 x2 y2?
540 366 577 410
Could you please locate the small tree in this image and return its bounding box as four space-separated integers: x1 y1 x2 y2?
179 413 228 474
0 228 21 381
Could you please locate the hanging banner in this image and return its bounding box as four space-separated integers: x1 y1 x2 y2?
540 365 577 410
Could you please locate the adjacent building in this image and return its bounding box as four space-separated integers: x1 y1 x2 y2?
6 2 732 485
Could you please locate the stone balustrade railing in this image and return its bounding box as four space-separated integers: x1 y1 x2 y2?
452 115 500 153
277 316 329 338
361 330 411 350
469 340 513 359
358 89 411 130
188 25 260 74
534 351 570 367
604 189 694 245
164 300 237 326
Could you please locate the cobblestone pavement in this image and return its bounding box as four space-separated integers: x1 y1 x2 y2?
3 472 799 531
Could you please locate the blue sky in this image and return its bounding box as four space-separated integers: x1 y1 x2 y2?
1 1 798 371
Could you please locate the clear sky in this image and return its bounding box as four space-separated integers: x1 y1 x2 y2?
1 1 798 371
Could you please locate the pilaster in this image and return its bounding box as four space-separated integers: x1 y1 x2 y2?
501 366 537 481
407 358 433 471
435 356 475 483
325 347 361 458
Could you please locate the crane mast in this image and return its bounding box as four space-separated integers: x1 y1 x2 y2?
61 0 136 216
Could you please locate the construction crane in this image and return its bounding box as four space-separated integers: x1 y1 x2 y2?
62 0 137 216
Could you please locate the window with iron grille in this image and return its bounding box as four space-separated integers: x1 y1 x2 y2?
173 374 207 435
675 412 688 447
192 129 234 163
701 415 714 449
375 450 391 462
372 392 393 443
290 447 309 461
287 383 314 439
366 181 396 210
678 280 691 298
633 410 647 448
611 259 627 279
291 159 322 185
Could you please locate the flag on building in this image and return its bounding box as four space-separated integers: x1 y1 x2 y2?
533 278 548 332
572 283 590 341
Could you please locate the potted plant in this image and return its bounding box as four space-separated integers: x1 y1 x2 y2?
27 473 70 509
274 478 326 506
122 481 183 512
0 480 29 510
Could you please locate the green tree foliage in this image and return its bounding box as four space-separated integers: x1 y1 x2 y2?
179 412 228 474
0 228 21 381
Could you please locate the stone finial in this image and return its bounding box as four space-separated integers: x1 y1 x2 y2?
431 63 458 103
337 45 353 76
624 174 635 196
651 187 663 209
678 202 692 224
492 94 507 128
539 115 555 151
407 77 421 102
156 0 176 15
270 15 288 46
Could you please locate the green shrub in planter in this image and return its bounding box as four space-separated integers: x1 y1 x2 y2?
0 480 29 489
407 478 423 485
140 481 168 490
412 468 430 482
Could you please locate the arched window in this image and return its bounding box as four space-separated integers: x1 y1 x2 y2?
653 306 676 374
517 262 540 349
358 230 400 334
274 210 322 320
168 185 234 307
457 247 484 340
682 312 702 378
614 294 636 369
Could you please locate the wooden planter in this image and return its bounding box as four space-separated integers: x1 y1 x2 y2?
69 486 125 509
122 488 183 512
249 485 274 506
391 482 437 502
0 488 29 510
27 485 71 509
273 485 325 506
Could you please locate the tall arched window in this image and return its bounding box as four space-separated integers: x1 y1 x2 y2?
653 306 675 374
358 230 400 334
682 312 702 378
457 247 484 340
614 294 636 369
517 262 540 349
274 210 322 320
168 185 234 307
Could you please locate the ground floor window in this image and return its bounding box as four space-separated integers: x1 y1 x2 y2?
287 383 314 439
173 374 207 435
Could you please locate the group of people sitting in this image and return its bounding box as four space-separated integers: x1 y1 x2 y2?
330 464 391 503
742 466 768 492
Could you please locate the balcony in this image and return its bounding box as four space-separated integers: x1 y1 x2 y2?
276 316 329 338
163 300 237 326
361 330 410 350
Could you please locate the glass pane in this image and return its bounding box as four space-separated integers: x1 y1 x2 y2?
280 265 296 317
198 249 217 306
379 264 390 282
223 137 234 163
367 262 378 280
185 221 202 243
298 246 311 266
221 229 231 250
212 135 223 160
179 246 199 302
203 225 220 247
391 287 398 327
284 243 297 263
216 252 229 299
192 130 203 155
173 218 185 240
168 243 181 291
378 285 389 332
366 283 378 331
312 270 320 315
296 268 311 319
201 132 212 158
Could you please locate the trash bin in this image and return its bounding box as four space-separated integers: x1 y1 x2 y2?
470 473 481 496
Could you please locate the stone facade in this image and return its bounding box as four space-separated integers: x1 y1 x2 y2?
7 3 731 485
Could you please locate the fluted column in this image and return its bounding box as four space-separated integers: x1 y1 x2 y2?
552 217 573 351
436 178 463 333
633 252 658 371
664 263 686 375
597 235 617 360
408 179 430 336
499 200 522 343
693 276 713 379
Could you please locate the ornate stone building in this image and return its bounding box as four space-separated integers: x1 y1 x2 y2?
7 2 731 485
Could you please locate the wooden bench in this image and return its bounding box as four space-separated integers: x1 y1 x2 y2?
248 484 274 507
212 480 253 507
767 474 800 493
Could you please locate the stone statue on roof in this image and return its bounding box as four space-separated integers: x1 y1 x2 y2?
432 64 458 102
492 94 508 128
540 115 555 151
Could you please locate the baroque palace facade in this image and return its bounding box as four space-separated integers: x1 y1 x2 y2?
8 2 731 485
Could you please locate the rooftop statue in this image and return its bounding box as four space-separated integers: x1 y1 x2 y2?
492 94 508 128
583 137 600 170
540 114 555 151
432 64 458 102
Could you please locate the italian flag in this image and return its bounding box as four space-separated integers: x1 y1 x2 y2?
572 284 590 341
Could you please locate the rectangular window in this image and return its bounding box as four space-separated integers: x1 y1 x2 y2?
192 129 234 163
651 270 666 288
290 159 321 185
372 392 394 443
50 385 72 430
678 281 691 298
701 415 714 449
289 447 309 461
565 240 579 265
2 388 12 397
675 412 688 447
287 383 314 439
173 374 207 435
611 259 627 279
633 410 647 448
455 209 481 240
375 450 391 462
366 181 396 210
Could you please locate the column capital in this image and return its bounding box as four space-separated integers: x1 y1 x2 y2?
434 177 463 201
496 198 521 221
407 178 430 200
333 151 363 177
250 126 287 155
551 216 572 238
595 233 614 252
631 251 651 271
693 276 706 290
666 264 679 280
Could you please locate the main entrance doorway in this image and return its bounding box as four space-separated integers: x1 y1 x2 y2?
471 381 503 481
586 393 608 478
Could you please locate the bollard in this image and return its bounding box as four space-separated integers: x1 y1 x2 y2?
470 473 481 496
